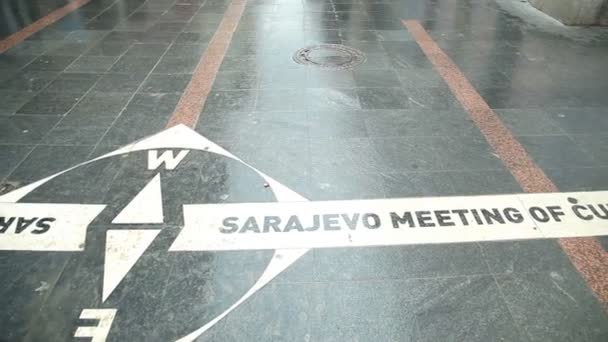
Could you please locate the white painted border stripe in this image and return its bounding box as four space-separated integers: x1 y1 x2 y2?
171 191 608 251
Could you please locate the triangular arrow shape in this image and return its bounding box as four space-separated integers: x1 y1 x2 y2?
102 229 160 302
112 174 163 224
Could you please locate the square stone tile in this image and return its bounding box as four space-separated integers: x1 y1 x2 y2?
40 73 101 94
42 126 108 145
306 88 361 111
543 167 608 192
382 171 456 197
84 41 131 56
0 71 59 92
164 43 207 57
358 87 410 109
7 145 94 182
353 69 401 87
437 136 505 171
140 74 191 93
109 55 160 74
308 109 368 138
122 43 170 58
307 170 385 200
65 56 119 72
496 269 608 341
213 71 257 90
449 170 521 195
310 138 386 174
0 145 34 180
152 56 200 74
518 135 597 169
0 116 60 144
480 240 574 274
203 90 257 114
364 109 477 137
92 73 147 93
372 137 444 171
0 91 35 115
121 93 181 115
495 109 565 136
17 91 82 115
25 55 78 71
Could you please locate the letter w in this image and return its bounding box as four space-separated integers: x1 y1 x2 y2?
147 150 189 170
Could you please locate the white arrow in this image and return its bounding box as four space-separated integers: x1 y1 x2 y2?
102 229 160 302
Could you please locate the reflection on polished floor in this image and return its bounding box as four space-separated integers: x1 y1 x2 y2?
1 0 608 340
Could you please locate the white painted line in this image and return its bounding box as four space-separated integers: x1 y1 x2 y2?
103 229 161 301
0 203 105 251
171 191 608 251
112 174 164 224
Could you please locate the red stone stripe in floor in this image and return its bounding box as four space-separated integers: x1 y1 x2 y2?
0 0 91 54
402 19 608 310
166 0 248 129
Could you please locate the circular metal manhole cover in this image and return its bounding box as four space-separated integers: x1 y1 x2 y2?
293 44 366 70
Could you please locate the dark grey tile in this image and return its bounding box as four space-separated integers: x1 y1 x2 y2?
316 276 524 341
395 67 445 87
221 136 309 192
0 145 34 180
47 42 96 56
518 135 597 169
306 88 361 111
0 91 35 115
375 29 414 42
364 109 477 137
7 145 94 182
40 73 101 94
214 283 315 342
92 73 147 93
175 31 214 44
121 93 181 115
0 116 59 144
123 43 169 58
164 43 207 58
308 109 368 138
372 137 444 171
213 71 257 90
496 270 608 341
140 74 191 93
65 56 119 72
152 56 199 74
3 41 54 56
481 240 574 274
495 109 565 136
382 171 456 197
17 91 82 115
404 86 461 110
437 136 505 171
571 134 608 165
0 71 59 92
449 170 521 195
358 87 410 109
98 111 174 146
307 170 385 200
311 138 385 174
25 55 78 71
544 167 608 192
84 41 131 56
109 55 160 74
203 90 256 114
68 92 132 117
353 69 401 87
42 126 108 145
550 107 608 134
258 68 306 89
306 69 356 88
